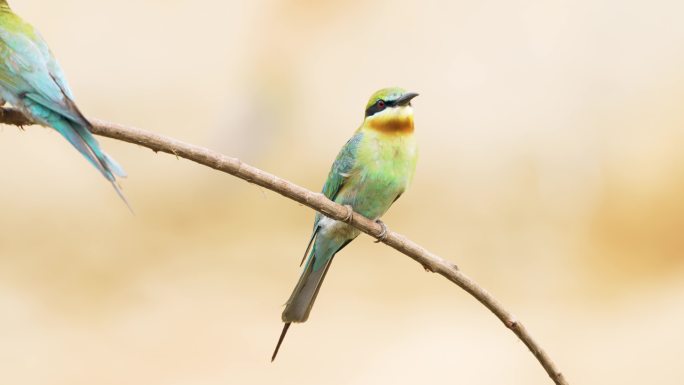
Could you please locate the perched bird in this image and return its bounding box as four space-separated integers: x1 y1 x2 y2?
0 0 128 206
272 87 419 360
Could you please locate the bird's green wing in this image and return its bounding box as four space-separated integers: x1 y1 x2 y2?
299 131 362 264
310 132 364 229
321 131 363 202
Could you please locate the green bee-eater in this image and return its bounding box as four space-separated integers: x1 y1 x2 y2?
272 87 419 360
0 1 128 205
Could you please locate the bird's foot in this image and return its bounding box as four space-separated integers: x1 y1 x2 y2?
342 205 354 223
374 220 389 243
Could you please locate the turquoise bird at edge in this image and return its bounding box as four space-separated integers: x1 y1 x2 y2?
0 1 128 207
272 87 419 360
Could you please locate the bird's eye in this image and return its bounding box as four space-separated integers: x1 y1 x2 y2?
365 99 388 117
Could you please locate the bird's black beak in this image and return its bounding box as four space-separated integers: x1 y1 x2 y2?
395 92 419 106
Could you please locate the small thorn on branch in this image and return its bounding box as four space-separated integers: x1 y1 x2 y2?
419 260 434 272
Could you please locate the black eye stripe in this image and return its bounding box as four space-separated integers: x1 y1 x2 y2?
365 99 399 117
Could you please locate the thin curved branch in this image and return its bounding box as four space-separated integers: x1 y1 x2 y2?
0 107 568 385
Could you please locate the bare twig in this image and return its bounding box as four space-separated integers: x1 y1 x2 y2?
0 107 568 385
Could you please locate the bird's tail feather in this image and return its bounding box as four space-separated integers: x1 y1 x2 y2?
102 152 127 178
44 111 130 209
271 322 291 362
272 237 349 360
283 247 336 323
67 118 127 179
272 259 333 361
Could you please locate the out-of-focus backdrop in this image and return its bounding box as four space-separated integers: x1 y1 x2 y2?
1 0 683 384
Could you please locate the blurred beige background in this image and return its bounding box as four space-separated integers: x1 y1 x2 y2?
1 0 683 384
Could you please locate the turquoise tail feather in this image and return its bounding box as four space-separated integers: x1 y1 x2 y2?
283 248 333 323
272 234 351 361
283 235 348 323
29 103 131 210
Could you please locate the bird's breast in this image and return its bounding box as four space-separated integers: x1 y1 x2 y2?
338 131 417 220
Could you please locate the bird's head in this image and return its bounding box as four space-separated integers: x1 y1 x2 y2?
363 87 418 134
